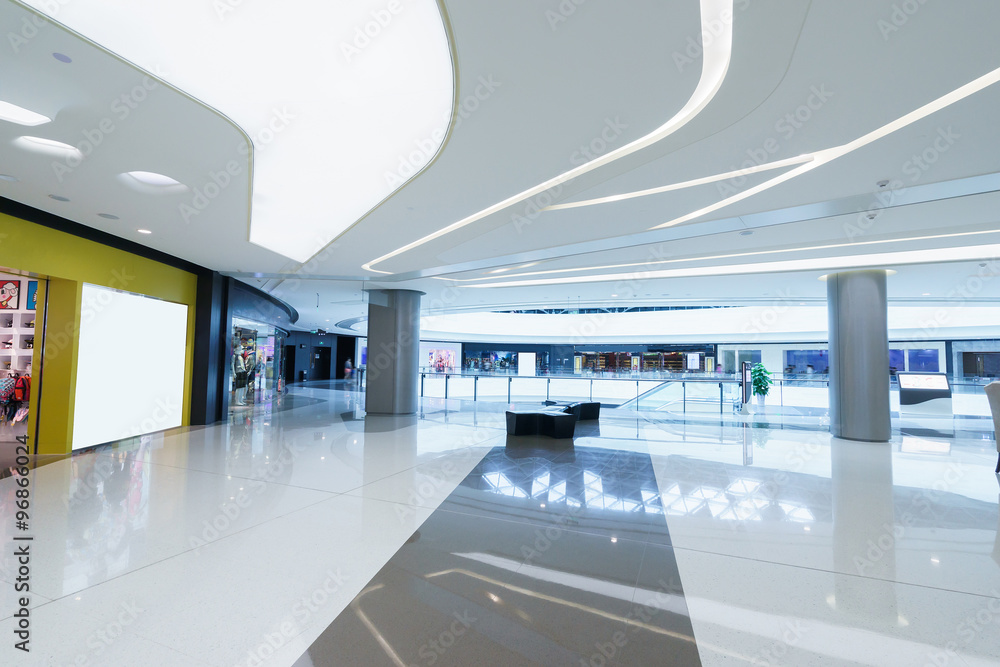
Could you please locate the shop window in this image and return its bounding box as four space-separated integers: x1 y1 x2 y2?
907 349 939 372
783 350 826 375
889 349 905 375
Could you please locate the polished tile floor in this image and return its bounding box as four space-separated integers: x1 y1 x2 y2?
0 384 998 665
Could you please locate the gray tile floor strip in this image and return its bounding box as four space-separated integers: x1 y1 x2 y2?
293 444 701 666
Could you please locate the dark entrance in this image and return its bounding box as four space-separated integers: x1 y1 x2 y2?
963 352 1000 378
336 336 356 379
312 346 332 381
284 345 296 385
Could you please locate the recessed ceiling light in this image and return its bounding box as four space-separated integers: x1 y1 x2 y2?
48 194 69 202
53 53 72 63
137 229 152 234
740 230 754 236
922 292 931 296
0 101 51 126
0 174 17 183
97 213 119 220
14 136 82 159
119 171 188 193
611 294 618 297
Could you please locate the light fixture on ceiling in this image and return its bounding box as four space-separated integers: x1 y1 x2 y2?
118 171 189 194
922 292 931 296
611 294 619 297
0 174 17 183
33 0 456 264
0 100 51 126
739 230 754 236
97 213 119 219
53 52 72 63
362 0 736 273
48 194 69 202
13 136 83 159
137 229 152 234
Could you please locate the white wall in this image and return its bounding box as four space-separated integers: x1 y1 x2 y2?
72 284 188 450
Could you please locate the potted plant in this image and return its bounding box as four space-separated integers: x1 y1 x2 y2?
750 363 771 410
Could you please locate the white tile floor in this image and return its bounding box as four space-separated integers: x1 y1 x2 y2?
0 384 997 665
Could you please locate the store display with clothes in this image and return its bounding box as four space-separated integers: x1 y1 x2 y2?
0 373 29 426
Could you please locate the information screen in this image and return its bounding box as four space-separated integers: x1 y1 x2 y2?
897 373 949 390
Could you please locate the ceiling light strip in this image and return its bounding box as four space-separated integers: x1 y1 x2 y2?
439 228 1000 283
362 0 735 274
469 243 1000 288
545 154 814 211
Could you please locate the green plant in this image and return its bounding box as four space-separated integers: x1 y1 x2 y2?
751 363 772 397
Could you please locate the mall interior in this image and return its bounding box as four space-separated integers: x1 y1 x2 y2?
2 0 1000 665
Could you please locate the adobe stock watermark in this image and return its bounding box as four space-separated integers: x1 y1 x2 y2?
545 0 588 31
383 75 502 188
52 69 168 183
510 116 628 235
340 0 405 62
844 126 959 241
179 107 295 223
417 610 477 665
673 0 752 73
7 1 71 53
238 568 350 667
878 0 933 41
717 84 834 197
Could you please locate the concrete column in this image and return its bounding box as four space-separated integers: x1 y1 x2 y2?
365 289 423 415
827 270 891 442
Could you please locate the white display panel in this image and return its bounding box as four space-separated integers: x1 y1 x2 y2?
72 285 188 450
898 374 950 390
518 352 536 377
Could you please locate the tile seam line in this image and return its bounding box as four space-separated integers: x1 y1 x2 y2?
668 543 1000 602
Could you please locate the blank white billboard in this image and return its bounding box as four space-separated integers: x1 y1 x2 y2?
72 284 188 450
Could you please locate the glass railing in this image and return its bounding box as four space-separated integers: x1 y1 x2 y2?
415 372 995 417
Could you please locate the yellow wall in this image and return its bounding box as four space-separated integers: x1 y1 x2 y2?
0 212 198 454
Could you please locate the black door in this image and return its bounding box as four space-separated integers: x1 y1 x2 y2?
312 347 332 381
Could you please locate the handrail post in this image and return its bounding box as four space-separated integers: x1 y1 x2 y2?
636 380 639 411
508 376 512 404
474 375 478 402
683 381 686 413
719 382 723 413
590 379 593 402
420 373 424 397
445 374 449 400
547 377 551 401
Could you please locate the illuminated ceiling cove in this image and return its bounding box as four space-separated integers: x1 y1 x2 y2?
21 0 455 263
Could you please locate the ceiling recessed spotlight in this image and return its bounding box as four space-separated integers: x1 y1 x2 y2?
137 229 152 235
922 292 930 296
0 101 51 126
610 294 618 297
14 136 82 159
980 262 988 267
118 171 189 194
53 53 72 63
0 174 17 183
877 180 890 189
740 230 754 236
48 194 69 202
97 213 119 220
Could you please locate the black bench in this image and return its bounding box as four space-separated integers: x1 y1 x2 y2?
505 410 577 439
541 401 601 420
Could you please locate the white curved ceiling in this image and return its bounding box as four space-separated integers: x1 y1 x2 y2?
3 0 1000 338
18 0 455 263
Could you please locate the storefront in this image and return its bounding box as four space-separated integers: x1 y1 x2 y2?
0 271 43 444
230 318 286 408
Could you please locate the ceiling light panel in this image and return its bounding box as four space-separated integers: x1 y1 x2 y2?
25 0 455 263
13 135 82 159
0 100 51 126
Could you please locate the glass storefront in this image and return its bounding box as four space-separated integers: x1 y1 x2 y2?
230 317 286 410
0 271 44 444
